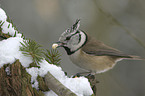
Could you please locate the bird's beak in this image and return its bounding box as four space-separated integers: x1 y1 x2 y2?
52 41 64 49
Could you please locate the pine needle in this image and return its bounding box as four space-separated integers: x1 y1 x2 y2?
44 49 61 66
20 39 44 65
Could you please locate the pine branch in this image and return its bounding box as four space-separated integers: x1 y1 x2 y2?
44 49 61 66
0 16 23 39
0 21 11 39
6 16 19 33
20 39 44 65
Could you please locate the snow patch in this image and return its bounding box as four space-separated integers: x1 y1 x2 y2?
0 8 7 21
0 37 33 68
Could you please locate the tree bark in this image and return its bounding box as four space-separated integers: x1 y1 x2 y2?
0 60 44 96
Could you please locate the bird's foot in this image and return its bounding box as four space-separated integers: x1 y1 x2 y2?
72 72 92 78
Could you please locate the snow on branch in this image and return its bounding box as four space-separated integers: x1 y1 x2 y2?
0 8 93 96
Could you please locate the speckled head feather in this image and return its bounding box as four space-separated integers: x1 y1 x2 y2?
59 19 80 42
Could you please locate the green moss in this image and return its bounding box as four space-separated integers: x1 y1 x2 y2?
33 88 44 96
28 62 40 68
37 75 49 91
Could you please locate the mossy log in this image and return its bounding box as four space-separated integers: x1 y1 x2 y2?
0 60 45 96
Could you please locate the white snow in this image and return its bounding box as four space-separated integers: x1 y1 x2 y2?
0 8 7 21
0 8 21 37
0 37 33 68
26 67 39 89
0 8 93 96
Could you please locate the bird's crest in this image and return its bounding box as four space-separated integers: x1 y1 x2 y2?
60 19 80 39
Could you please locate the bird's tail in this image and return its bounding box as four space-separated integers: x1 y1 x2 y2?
126 55 144 60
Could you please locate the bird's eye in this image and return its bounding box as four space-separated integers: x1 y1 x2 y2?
66 36 71 40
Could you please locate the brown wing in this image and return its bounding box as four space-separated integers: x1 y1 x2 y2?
82 35 132 58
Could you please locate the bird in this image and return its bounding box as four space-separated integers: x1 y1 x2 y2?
52 19 142 75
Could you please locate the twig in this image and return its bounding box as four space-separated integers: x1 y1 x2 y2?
45 72 77 96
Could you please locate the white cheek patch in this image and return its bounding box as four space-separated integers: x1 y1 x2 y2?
72 34 80 45
70 31 86 51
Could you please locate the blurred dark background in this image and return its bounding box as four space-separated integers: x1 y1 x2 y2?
1 0 145 96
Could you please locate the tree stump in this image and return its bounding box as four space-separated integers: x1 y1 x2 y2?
0 60 45 96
